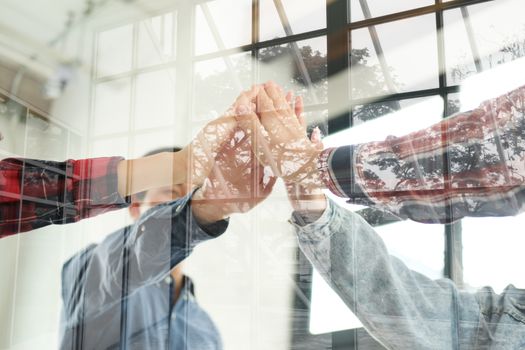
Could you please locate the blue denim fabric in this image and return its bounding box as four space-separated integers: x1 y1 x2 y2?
292 199 525 349
60 194 224 350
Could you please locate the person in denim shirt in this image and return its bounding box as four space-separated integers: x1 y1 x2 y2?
290 198 525 349
59 89 277 350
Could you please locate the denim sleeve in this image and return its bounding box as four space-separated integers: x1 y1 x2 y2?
292 199 484 350
60 193 228 333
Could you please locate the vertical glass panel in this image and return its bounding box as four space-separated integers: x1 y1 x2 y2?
308 219 444 335
92 78 131 136
0 234 18 349
258 36 327 106
326 96 443 147
91 136 130 158
67 132 82 159
96 24 133 77
462 215 525 293
260 0 326 41
25 113 68 160
447 92 462 117
444 0 525 86
0 95 27 157
132 130 178 158
352 96 435 126
350 0 434 22
137 12 177 68
350 15 439 99
193 52 252 121
310 269 363 334
376 221 444 279
135 69 176 130
195 0 252 55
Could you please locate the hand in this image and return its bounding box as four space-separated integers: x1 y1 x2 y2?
178 86 265 192
250 81 323 185
192 88 277 225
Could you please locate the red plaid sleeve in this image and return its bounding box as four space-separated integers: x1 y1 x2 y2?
0 157 129 238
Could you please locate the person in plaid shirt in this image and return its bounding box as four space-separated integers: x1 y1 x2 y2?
0 96 243 238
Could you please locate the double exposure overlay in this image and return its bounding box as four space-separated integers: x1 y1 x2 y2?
1 1 525 349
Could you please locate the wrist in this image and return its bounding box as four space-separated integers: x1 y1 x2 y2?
191 190 228 226
286 182 327 214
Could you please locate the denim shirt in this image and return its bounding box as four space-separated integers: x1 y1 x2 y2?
60 194 226 350
292 199 525 350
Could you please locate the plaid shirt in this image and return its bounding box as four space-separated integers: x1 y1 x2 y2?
0 157 129 238
319 85 525 223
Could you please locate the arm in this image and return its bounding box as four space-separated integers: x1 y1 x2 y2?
320 85 525 223
293 199 482 349
0 157 129 237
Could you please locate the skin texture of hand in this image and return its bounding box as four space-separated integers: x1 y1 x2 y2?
251 81 324 186
192 87 278 225
283 102 327 218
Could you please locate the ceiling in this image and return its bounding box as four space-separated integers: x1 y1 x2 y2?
0 0 186 79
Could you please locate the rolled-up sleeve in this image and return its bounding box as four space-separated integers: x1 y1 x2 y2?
0 157 129 237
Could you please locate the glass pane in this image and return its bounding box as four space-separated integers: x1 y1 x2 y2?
25 113 68 160
134 69 176 130
309 220 444 335
132 130 178 158
376 221 444 279
260 0 326 41
444 0 525 86
350 0 434 22
326 96 443 147
309 269 363 334
195 0 252 55
137 12 177 68
193 53 252 121
462 214 525 293
0 95 27 157
258 36 327 106
352 96 437 126
350 14 439 99
96 25 133 77
446 92 462 117
91 136 130 158
92 78 131 136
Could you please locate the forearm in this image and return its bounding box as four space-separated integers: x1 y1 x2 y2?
117 151 187 197
0 157 129 237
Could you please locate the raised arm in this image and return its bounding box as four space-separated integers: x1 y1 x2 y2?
321 85 525 223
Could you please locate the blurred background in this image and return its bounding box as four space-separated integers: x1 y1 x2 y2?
1 0 525 349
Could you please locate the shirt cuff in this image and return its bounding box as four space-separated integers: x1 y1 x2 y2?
290 199 338 243
318 146 365 199
73 157 130 207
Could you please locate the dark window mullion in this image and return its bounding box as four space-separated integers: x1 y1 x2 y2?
436 0 464 284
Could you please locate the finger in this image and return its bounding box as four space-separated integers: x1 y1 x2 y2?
311 126 324 150
295 95 306 130
264 81 292 113
256 83 277 114
285 91 293 107
234 104 281 176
